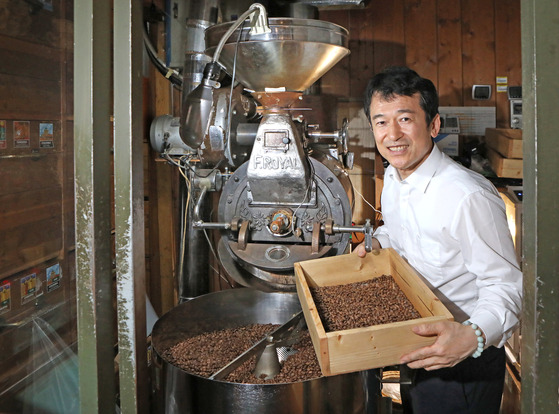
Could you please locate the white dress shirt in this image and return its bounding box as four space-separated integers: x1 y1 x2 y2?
374 145 522 348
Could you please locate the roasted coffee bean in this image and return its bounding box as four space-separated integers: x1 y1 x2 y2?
311 275 421 332
163 324 322 384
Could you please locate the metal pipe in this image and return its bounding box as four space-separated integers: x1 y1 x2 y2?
193 185 208 222
178 169 210 302
307 131 340 140
193 221 231 230
175 0 220 302
322 219 374 252
327 225 356 233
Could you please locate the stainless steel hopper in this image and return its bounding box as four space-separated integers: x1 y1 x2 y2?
205 17 349 93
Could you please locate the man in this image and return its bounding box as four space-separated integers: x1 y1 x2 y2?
354 66 522 414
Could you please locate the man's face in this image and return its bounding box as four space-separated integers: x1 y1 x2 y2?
369 92 440 180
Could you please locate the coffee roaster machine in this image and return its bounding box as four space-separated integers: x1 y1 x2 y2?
148 2 382 413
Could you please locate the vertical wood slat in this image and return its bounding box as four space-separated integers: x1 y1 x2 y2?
495 1 521 128
404 0 438 83
151 21 177 316
437 0 463 106
372 0 406 74
461 0 496 107
348 7 374 99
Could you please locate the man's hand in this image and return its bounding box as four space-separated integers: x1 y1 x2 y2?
399 321 482 370
353 238 382 258
354 243 368 258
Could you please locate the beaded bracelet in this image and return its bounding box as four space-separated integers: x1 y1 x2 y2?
463 321 485 358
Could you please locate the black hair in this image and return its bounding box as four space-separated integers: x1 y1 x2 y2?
363 66 439 126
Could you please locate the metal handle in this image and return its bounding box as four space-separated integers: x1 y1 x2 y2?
323 218 374 252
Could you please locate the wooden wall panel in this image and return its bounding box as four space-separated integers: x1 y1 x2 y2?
0 215 63 277
371 0 406 74
348 6 375 99
319 0 520 125
0 0 61 46
319 0 521 223
0 152 63 276
461 0 496 107
437 0 463 106
0 154 62 196
405 0 438 83
0 75 61 119
0 35 61 81
0 188 61 233
495 1 521 128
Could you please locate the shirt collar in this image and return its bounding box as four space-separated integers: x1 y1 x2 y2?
388 144 443 193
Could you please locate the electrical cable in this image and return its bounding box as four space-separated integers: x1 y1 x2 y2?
202 229 234 289
176 161 191 302
352 185 383 221
171 153 233 289
143 21 183 89
161 150 225 180
224 20 246 160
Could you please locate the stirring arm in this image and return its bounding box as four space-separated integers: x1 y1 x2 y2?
209 311 305 381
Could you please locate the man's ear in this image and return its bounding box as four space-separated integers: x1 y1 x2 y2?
430 113 441 138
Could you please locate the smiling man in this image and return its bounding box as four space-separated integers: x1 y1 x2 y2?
369 93 438 179
355 67 522 414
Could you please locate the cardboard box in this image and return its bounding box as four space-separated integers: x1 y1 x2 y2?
434 133 459 157
294 248 454 376
487 148 523 178
485 128 523 159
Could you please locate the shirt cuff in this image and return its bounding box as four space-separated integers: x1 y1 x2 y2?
470 312 505 348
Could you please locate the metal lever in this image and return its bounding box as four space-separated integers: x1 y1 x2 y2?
363 219 373 252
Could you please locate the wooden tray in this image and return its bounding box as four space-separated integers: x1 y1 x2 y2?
294 248 453 376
